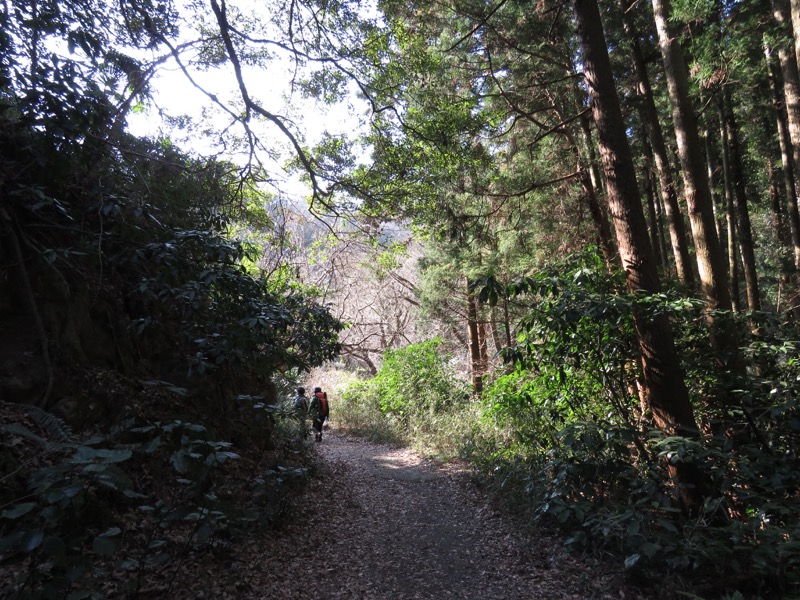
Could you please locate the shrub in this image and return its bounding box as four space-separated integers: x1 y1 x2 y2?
471 251 800 596
336 338 472 453
0 406 311 598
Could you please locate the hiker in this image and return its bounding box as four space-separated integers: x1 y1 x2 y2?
294 387 309 420
314 387 330 425
309 386 329 442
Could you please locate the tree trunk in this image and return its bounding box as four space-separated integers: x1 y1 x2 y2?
719 90 761 311
703 128 725 247
466 282 484 396
620 0 695 287
766 36 800 279
766 140 785 242
579 169 618 268
490 305 504 355
642 139 665 270
477 305 489 381
502 297 512 349
579 109 606 199
719 115 742 312
651 0 732 313
790 0 800 68
642 132 667 270
560 81 618 268
573 0 704 511
654 185 670 277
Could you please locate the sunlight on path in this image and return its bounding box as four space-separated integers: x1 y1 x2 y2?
300 430 627 600
197 430 647 599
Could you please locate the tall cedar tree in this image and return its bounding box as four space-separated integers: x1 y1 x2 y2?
572 0 706 510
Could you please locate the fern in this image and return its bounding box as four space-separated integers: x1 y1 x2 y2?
22 405 75 442
0 422 67 450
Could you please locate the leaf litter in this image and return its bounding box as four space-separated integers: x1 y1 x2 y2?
175 430 661 599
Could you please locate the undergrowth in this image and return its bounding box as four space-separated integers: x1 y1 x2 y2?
334 339 476 457
0 390 318 599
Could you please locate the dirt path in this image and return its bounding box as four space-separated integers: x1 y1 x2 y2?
195 430 648 599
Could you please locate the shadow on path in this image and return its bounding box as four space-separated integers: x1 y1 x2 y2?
302 430 616 600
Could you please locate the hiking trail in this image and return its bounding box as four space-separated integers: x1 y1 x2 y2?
191 430 654 599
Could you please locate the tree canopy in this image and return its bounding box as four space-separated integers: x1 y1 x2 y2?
2 0 800 596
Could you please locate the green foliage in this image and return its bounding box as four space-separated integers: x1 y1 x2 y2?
336 338 472 452
468 252 800 595
2 0 178 145
670 0 716 23
21 405 76 443
495 421 800 590
479 368 564 458
371 240 409 276
480 249 642 425
1 97 343 407
474 406 800 594
126 228 343 377
0 411 310 598
0 420 142 598
372 338 464 418
337 378 406 445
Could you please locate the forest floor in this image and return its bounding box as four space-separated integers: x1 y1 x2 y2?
182 428 670 600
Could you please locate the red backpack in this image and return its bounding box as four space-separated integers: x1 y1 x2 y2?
316 391 329 418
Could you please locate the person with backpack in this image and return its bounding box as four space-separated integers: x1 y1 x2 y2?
293 387 310 439
294 387 309 414
309 386 329 442
314 387 330 424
